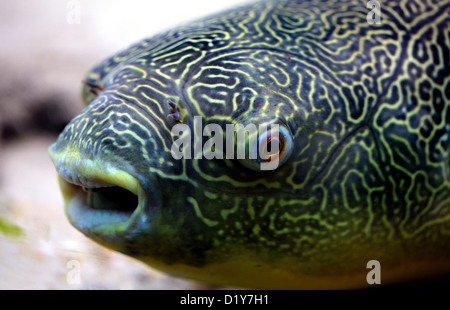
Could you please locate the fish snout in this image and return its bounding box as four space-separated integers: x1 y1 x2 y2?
48 142 150 247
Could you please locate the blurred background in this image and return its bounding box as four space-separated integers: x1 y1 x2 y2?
0 0 252 290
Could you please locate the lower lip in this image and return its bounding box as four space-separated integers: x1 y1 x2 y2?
58 177 139 236
65 190 133 233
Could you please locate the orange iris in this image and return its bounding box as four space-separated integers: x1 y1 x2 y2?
260 133 285 163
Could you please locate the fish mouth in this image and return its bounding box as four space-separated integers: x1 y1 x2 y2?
49 145 148 245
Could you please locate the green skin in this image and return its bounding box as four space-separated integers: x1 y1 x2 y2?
49 0 450 288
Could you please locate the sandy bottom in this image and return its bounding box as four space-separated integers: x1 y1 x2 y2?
0 135 222 289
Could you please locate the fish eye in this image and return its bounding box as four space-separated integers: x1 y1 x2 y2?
239 124 293 171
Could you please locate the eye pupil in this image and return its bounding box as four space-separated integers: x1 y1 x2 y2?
238 124 293 171
267 138 274 152
261 134 285 163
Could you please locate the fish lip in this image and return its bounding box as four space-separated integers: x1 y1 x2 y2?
49 143 149 243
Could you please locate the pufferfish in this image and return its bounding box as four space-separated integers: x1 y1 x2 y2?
49 0 450 289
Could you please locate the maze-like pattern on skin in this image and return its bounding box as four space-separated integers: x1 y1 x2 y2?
54 0 449 276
